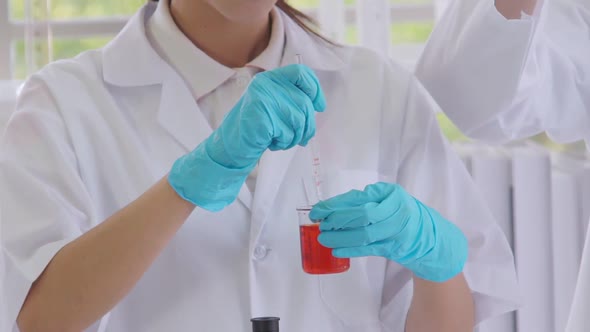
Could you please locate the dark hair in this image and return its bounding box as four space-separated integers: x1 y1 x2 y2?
151 0 333 44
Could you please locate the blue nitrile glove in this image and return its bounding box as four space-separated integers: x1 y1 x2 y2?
169 64 326 211
310 182 468 282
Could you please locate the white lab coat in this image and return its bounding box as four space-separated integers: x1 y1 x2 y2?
0 3 518 331
416 0 589 330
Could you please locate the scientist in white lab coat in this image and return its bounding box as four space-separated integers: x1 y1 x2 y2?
416 0 589 330
0 0 519 331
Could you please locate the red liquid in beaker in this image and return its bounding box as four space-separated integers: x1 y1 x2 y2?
299 224 350 274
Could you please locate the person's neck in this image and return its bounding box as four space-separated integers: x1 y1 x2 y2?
494 0 538 19
170 0 272 68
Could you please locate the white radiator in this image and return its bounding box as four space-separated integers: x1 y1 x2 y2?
456 142 590 332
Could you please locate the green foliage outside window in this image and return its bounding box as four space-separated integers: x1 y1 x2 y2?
344 22 432 44
10 0 429 17
10 0 146 19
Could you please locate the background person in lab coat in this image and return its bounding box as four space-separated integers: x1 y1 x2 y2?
416 0 589 330
0 0 519 331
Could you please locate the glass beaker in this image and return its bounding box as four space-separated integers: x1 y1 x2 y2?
297 207 350 274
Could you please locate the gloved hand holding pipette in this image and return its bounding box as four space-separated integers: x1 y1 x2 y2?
311 182 468 282
169 64 326 211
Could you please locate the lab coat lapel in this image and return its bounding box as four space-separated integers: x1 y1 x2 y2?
157 73 209 152
157 69 253 210
101 5 253 210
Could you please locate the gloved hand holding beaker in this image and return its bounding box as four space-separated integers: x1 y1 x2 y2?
311 182 468 282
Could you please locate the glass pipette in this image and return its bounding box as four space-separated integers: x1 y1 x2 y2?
295 54 323 205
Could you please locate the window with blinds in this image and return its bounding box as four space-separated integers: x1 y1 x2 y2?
312 0 435 68
1 0 477 141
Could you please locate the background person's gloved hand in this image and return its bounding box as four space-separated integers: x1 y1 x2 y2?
310 182 468 282
169 64 326 211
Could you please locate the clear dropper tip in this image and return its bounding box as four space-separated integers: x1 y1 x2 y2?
295 54 303 65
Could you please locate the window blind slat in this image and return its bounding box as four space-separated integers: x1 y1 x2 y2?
318 0 346 43
357 0 392 57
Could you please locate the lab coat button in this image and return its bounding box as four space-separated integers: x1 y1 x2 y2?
253 246 269 260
